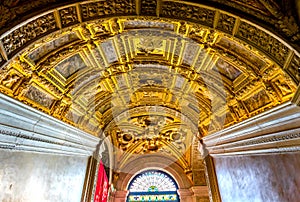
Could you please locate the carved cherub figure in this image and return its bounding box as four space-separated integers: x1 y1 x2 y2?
2 74 19 88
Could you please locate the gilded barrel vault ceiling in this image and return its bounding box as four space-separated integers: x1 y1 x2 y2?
0 0 299 180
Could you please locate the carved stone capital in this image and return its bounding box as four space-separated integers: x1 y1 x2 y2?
198 140 209 159
190 186 209 197
177 188 193 201
110 190 129 202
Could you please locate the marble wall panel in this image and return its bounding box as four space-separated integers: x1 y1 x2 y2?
214 153 300 202
0 150 89 202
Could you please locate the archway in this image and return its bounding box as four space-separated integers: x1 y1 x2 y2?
126 169 179 202
0 1 299 202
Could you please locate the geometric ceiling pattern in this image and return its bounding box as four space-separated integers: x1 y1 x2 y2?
0 0 299 183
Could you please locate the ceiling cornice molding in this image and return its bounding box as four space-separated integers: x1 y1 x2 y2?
202 101 300 155
0 92 100 155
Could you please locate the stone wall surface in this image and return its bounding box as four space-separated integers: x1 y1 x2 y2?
0 150 88 202
214 153 300 202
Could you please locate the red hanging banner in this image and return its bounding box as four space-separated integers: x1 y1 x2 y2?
94 161 104 202
101 170 109 202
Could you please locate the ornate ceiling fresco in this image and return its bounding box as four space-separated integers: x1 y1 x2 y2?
0 0 299 182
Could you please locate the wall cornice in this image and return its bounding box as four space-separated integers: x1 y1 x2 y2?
0 93 99 155
203 101 300 155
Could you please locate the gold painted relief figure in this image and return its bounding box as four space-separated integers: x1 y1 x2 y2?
2 74 20 89
216 37 266 69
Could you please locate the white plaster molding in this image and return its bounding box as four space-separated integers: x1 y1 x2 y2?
203 102 300 155
0 93 100 155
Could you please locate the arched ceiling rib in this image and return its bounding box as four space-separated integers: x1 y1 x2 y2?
0 16 296 134
0 0 299 178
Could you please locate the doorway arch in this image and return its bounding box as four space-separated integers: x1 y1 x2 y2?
126 169 179 202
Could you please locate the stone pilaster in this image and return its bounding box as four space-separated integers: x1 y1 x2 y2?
199 141 221 202
190 186 210 202
177 188 193 201
110 190 128 202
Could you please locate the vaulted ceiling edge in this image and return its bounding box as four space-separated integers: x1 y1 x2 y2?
0 0 299 47
0 0 299 177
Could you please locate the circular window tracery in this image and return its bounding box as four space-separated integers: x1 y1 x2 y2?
127 170 179 202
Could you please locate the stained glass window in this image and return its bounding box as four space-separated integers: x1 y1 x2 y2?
127 170 179 202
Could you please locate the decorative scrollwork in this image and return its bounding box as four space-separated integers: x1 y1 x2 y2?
59 6 79 27
113 115 188 154
1 13 57 56
141 0 157 16
161 1 215 27
286 54 300 84
236 21 289 65
80 0 136 21
216 13 236 34
0 54 4 66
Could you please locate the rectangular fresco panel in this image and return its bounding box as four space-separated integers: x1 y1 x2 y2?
65 109 82 124
116 74 127 89
215 59 242 81
243 89 271 112
24 85 55 108
28 32 79 63
101 40 118 64
182 42 199 66
55 54 87 79
90 45 106 69
216 37 266 70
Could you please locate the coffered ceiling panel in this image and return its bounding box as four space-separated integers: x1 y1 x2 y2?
0 0 299 174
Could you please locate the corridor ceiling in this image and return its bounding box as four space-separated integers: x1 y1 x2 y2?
0 0 299 175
